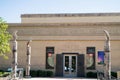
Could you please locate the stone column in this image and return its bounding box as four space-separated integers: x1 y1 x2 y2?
104 30 111 80
25 40 32 78
12 31 18 79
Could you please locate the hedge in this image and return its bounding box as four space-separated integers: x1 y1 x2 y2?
86 71 117 78
23 70 53 77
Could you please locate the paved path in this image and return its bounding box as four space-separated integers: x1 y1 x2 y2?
0 77 98 80
22 78 98 80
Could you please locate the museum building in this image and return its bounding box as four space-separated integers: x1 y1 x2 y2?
0 13 120 77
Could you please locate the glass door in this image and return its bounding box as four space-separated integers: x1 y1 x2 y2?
64 55 77 77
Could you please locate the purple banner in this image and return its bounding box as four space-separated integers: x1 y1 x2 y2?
98 51 104 65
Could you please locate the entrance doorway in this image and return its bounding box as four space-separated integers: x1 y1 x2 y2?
63 54 77 77
55 53 85 77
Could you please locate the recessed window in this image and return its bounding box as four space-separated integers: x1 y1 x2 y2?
86 47 96 70
46 47 54 69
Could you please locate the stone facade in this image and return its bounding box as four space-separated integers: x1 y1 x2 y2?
0 13 120 77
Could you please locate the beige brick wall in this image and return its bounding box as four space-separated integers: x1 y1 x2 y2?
0 40 120 72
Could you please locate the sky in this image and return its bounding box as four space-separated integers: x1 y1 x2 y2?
0 0 120 23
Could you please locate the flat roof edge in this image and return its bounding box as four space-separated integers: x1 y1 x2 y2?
21 12 120 18
8 22 120 27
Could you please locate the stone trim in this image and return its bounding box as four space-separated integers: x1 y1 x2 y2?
8 22 120 27
17 36 120 41
21 13 120 18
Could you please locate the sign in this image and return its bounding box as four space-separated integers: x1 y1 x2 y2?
98 51 104 65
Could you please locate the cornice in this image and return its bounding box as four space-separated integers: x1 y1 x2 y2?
8 22 120 27
21 13 120 18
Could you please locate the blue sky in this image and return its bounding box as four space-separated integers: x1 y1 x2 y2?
0 0 120 23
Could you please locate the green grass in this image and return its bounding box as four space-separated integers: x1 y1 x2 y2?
0 72 10 77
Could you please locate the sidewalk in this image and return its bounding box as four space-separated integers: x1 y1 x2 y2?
0 77 98 80
22 78 98 80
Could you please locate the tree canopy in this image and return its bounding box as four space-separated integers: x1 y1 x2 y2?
0 18 12 59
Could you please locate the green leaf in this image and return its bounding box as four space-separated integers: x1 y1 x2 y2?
0 18 12 59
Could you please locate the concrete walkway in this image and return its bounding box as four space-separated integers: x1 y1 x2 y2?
22 78 98 80
0 77 98 80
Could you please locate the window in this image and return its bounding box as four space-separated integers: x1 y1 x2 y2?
86 47 96 70
46 47 54 69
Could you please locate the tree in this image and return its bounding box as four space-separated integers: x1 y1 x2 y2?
0 17 12 59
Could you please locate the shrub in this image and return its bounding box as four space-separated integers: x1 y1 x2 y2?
2 72 9 77
0 70 4 72
87 71 117 78
30 70 37 77
23 71 25 77
0 71 10 77
0 72 3 77
86 72 97 78
111 72 117 78
46 71 53 77
42 71 47 77
37 70 48 77
24 70 53 77
37 70 44 77
36 70 53 77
